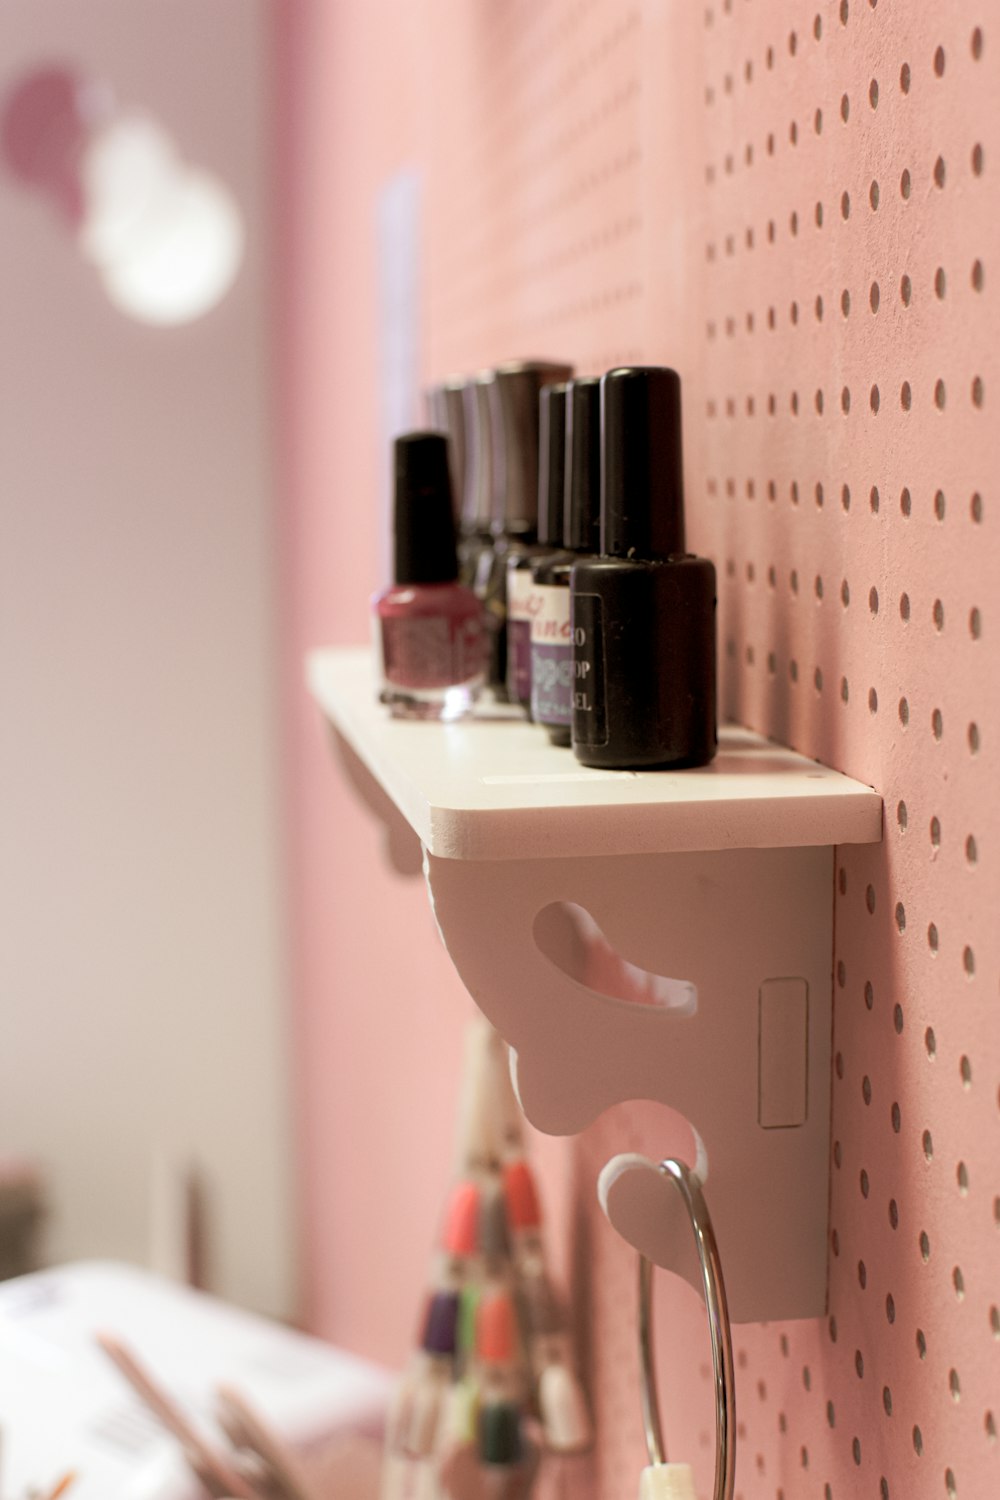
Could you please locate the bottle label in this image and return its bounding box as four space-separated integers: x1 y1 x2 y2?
530 583 572 725
570 592 607 746
506 567 535 701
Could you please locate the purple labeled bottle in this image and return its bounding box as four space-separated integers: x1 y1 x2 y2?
530 377 601 744
487 359 573 704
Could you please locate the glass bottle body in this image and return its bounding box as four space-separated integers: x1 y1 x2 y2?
374 582 485 720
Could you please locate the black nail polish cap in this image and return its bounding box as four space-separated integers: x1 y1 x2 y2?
565 376 601 553
392 431 459 585
601 366 685 560
490 359 574 534
537 383 570 548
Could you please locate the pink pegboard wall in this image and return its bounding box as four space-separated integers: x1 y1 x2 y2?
319 1 998 1494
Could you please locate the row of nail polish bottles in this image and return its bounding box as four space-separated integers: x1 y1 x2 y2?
374 364 717 769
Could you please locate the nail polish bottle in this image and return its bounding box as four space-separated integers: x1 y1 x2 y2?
570 367 717 768
374 432 485 720
530 377 601 745
425 376 467 531
475 360 573 702
511 380 570 713
460 371 498 589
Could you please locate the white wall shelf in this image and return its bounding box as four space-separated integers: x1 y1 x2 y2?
309 645 883 1323
306 647 881 862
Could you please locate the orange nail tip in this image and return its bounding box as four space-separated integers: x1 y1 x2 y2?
502 1160 541 1230
477 1290 517 1364
442 1179 480 1256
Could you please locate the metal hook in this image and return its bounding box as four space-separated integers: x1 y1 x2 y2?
637 1159 736 1500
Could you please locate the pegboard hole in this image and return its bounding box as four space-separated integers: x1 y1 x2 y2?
972 375 985 406
917 1328 928 1358
913 1425 924 1456
901 167 911 198
925 1026 937 1058
869 585 879 613
946 1468 957 1498
869 179 880 210
886 1293 896 1324
953 1265 965 1299
899 697 909 726
895 900 905 931
935 488 947 520
963 945 975 976
957 1162 969 1195
893 1004 904 1035
900 61 911 93
992 1306 1000 1338
987 1411 997 1443
901 486 912 516
934 156 946 189
934 379 947 409
935 266 947 298
901 381 912 410
934 45 946 77
960 1055 972 1087
841 579 851 607
968 721 980 752
972 27 984 59
855 1349 864 1378
852 1436 862 1464
869 687 879 714
865 979 874 1008
931 815 941 846
815 294 824 320
972 259 984 292
970 490 983 521
869 77 879 108
965 834 977 863
896 800 907 829
932 705 943 737
870 485 880 512
841 92 850 121
815 109 823 135
900 592 911 620
922 1129 933 1160
933 598 944 630
889 1198 898 1229
862 1075 872 1104
866 883 876 913
920 1230 931 1261
870 280 881 312
842 482 851 509
901 274 912 305
842 287 852 316
842 385 852 413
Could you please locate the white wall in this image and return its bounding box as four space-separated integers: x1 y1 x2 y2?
0 0 295 1318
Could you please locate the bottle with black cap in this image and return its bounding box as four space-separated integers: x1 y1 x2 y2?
458 370 497 588
474 359 573 702
530 377 601 745
507 378 571 715
570 367 717 768
373 431 485 720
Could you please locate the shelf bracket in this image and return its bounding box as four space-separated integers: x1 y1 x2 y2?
425 843 833 1322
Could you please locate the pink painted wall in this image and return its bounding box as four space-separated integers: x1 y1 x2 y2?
279 1 998 1495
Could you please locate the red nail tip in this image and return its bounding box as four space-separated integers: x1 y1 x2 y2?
442 1179 481 1256
502 1160 541 1230
477 1290 517 1364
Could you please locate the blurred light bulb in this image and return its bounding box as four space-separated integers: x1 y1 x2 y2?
2 68 244 326
80 115 244 325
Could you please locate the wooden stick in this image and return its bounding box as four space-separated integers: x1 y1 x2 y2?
96 1332 254 1499
216 1386 322 1500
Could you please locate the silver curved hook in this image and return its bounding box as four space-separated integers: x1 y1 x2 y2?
637 1158 736 1500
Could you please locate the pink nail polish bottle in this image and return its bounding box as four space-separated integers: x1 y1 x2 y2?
374 432 485 720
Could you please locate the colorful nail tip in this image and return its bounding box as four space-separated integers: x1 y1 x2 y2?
422 1289 461 1356
502 1160 541 1230
443 1179 481 1256
538 1361 593 1452
478 1400 523 1466
476 1290 517 1364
